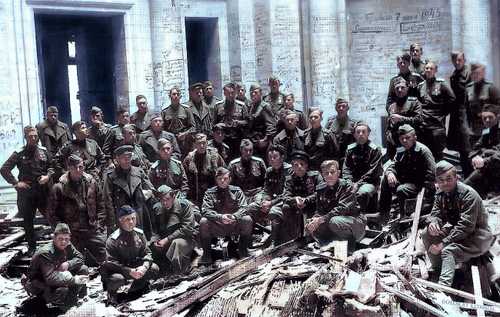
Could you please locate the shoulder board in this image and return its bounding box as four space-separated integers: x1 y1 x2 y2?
229 157 241 165
407 96 418 101
151 161 160 169
410 72 423 77
235 100 245 107
214 100 225 106
110 124 120 129
133 227 144 234
396 146 405 153
368 142 378 150
465 82 474 87
307 170 320 177
206 186 217 193
436 78 445 82
252 156 265 164
347 143 357 150
228 185 242 191
414 142 422 152
110 229 121 239
417 81 425 87
316 182 327 190
180 103 191 109
171 157 182 165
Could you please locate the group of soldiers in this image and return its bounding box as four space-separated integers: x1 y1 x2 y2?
0 42 497 311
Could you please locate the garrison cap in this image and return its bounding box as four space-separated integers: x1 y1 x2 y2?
435 160 455 176
117 205 136 218
223 82 236 89
67 154 83 166
336 98 348 105
203 80 214 88
91 106 103 114
54 223 71 235
156 185 175 197
150 112 162 120
481 103 500 115
290 150 310 163
189 82 204 91
114 144 134 156
47 106 59 113
397 124 415 136
394 76 408 87
268 75 280 83
249 83 261 92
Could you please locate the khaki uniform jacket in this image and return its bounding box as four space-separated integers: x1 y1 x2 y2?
465 80 500 136
314 179 359 220
343 141 383 186
36 120 72 157
151 198 195 242
149 158 189 197
418 78 456 129
161 103 196 135
201 185 247 221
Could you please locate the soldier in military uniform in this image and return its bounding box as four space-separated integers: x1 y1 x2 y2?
228 139 267 202
464 104 500 198
139 113 181 163
130 95 152 133
342 122 382 213
22 223 88 312
465 63 500 145
101 206 159 304
276 93 308 132
281 150 323 241
122 124 151 172
235 82 251 112
263 76 286 115
1 126 54 253
379 125 436 222
385 77 423 158
203 80 222 110
272 111 305 162
149 138 189 198
213 82 249 160
449 51 472 175
199 167 252 265
247 83 277 157
306 160 365 252
151 185 195 274
386 53 424 110
418 60 456 161
36 106 72 158
188 82 213 138
304 108 339 171
162 86 196 155
208 123 230 162
183 133 225 207
325 98 357 164
103 107 130 160
422 161 494 286
55 120 106 179
409 43 425 76
103 145 156 239
88 106 111 149
48 155 106 265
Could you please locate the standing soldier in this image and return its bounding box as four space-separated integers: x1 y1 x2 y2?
139 113 181 162
103 107 130 160
247 83 277 158
276 93 308 132
1 126 54 254
199 167 253 265
122 124 151 172
304 108 339 171
326 98 357 164
48 155 107 265
272 111 305 162
88 106 111 149
130 95 152 133
208 123 230 162
183 133 225 207
36 106 72 158
101 205 159 304
418 60 456 161
203 80 222 110
386 53 424 109
235 82 251 112
409 43 425 76
263 76 286 115
189 83 213 138
151 185 195 274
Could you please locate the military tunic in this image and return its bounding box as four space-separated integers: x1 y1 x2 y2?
130 111 152 133
208 139 230 163
325 115 357 162
247 100 277 156
448 64 472 152
138 130 181 162
228 156 267 200
188 100 213 137
272 128 305 162
88 122 111 150
205 95 222 110
213 99 249 160
55 138 106 178
263 92 286 116
103 124 125 159
303 127 339 171
409 59 425 76
276 107 308 132
386 71 424 110
36 120 72 158
465 80 500 141
148 158 189 198
129 143 151 172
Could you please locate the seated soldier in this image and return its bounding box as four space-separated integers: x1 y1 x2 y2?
379 124 436 222
149 138 189 198
464 104 500 198
138 113 181 162
305 160 365 252
151 185 195 275
246 145 292 246
208 123 230 163
22 223 88 313
325 98 356 165
122 124 151 172
100 205 159 305
304 108 339 171
282 150 323 241
342 122 383 213
272 111 305 162
228 139 267 202
422 161 494 286
199 167 253 265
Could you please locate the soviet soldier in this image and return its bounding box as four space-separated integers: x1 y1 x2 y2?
203 80 222 110
304 108 339 171
130 95 152 133
235 82 251 112
139 113 181 162
1 126 54 254
281 150 323 241
122 124 151 172
263 76 286 115
228 139 267 202
465 63 500 145
103 145 156 239
183 133 225 207
306 160 365 252
22 223 88 313
276 93 308 132
149 138 189 198
464 104 500 198
213 82 249 160
272 111 305 162
151 185 195 274
55 120 106 179
422 161 494 286
379 124 436 222
325 98 357 164
188 82 213 137
247 83 277 157
199 167 253 265
386 52 424 110
48 155 106 265
36 106 72 158
103 107 130 160
88 106 111 149
409 43 425 76
418 60 456 161
342 122 383 213
385 77 423 158
208 123 230 162
101 206 160 304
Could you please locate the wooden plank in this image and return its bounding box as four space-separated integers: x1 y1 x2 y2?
471 265 485 317
0 230 24 249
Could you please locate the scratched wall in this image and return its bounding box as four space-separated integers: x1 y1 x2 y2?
346 0 453 144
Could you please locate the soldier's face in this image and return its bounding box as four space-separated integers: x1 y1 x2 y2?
336 102 349 117
92 112 103 124
195 138 208 153
213 129 224 142
241 145 253 160
191 88 203 103
237 87 246 99
216 172 231 189
118 112 130 125
119 213 137 232
170 89 181 104
321 167 339 187
25 130 39 146
123 129 136 144
151 118 163 132
354 126 370 145
160 194 175 209
292 159 308 177
137 98 148 113
47 111 58 124
397 58 410 73
410 46 422 60
54 233 71 251
395 84 409 98
452 54 465 71
269 80 280 93
472 67 485 82
224 87 236 101
204 86 214 98
424 63 437 79
250 89 261 103
398 132 417 150
436 169 458 193
159 143 173 160
75 123 89 140
284 96 294 109
285 114 298 130
68 161 85 180
117 153 132 169
481 111 498 129
309 111 322 129
268 151 283 170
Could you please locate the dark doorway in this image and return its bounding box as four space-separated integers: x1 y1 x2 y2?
185 18 222 96
35 14 126 125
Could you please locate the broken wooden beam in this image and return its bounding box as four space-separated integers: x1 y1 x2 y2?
471 265 486 317
0 229 24 250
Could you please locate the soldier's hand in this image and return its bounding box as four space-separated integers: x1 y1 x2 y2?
428 222 442 236
429 242 444 255
261 200 272 213
129 268 143 280
386 172 398 188
471 155 485 169
155 238 169 248
15 181 31 190
74 275 89 285
389 114 403 124
58 261 70 272
351 182 359 193
221 214 236 224
38 175 50 185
